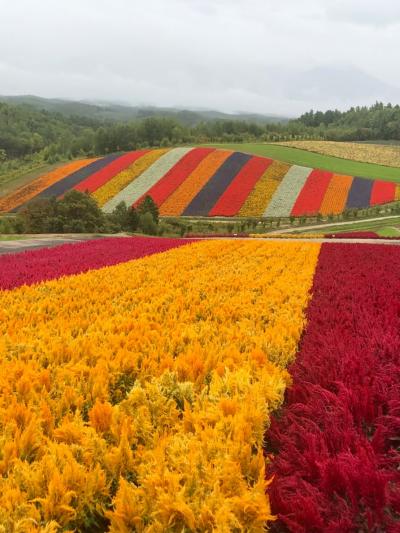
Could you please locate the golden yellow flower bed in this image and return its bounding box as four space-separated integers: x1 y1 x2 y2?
239 161 291 217
279 140 400 168
0 240 320 531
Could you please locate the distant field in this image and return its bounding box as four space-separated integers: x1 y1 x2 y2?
206 143 400 182
278 140 400 168
2 147 400 219
0 160 67 196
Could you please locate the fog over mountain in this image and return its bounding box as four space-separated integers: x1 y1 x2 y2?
1 0 400 114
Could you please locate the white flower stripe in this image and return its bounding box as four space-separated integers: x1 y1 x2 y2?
263 166 312 217
102 147 193 212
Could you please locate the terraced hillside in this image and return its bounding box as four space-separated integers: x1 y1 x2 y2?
1 147 400 217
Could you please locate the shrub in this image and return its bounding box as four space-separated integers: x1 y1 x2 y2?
137 195 159 224
138 212 158 235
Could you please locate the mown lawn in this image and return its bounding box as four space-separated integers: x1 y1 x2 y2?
205 143 400 182
0 235 27 241
300 216 400 235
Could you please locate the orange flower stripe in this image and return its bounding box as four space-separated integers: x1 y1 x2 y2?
159 150 232 216
239 161 291 217
319 174 353 215
92 149 169 207
0 159 98 212
395 184 400 202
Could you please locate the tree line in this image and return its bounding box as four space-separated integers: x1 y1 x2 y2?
0 191 161 235
1 101 400 165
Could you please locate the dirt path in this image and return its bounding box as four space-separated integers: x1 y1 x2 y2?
1 233 400 256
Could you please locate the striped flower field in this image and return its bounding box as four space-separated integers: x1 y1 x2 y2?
0 236 399 532
1 148 400 217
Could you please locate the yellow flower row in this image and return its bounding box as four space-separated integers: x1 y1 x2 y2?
250 233 325 239
239 161 291 217
0 240 320 531
92 149 169 207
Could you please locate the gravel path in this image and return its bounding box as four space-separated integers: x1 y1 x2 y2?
0 234 126 255
1 232 400 256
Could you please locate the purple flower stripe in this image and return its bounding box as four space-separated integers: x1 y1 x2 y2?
346 177 373 209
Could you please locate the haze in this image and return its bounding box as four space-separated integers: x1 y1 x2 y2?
1 0 400 115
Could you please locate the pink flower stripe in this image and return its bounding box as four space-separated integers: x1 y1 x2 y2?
209 156 273 216
74 151 149 194
291 169 333 216
134 148 215 208
370 180 396 206
0 237 193 291
266 243 400 532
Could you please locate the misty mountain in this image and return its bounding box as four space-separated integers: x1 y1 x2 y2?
0 95 289 125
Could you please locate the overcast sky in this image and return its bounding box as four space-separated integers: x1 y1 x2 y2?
1 0 400 116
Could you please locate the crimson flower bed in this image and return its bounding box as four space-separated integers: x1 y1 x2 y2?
0 237 192 290
266 243 400 532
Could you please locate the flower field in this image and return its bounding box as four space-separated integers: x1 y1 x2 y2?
279 140 400 168
0 158 98 213
0 238 320 531
1 236 400 531
1 148 399 217
267 244 400 532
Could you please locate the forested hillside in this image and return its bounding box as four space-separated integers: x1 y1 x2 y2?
296 102 400 140
0 95 288 125
1 99 400 182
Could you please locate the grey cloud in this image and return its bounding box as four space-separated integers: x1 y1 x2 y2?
325 0 400 27
0 0 400 115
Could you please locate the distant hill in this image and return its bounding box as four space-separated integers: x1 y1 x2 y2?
1 147 398 218
0 95 289 125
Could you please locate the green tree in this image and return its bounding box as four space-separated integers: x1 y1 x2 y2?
57 191 105 232
18 191 106 233
137 195 159 224
110 201 139 231
18 197 58 233
138 212 158 235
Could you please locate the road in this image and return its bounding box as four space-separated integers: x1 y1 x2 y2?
0 234 126 255
2 233 400 255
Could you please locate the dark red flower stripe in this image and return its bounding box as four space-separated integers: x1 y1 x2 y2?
370 180 396 206
183 152 252 216
134 147 215 208
291 169 332 216
266 243 400 533
74 150 150 194
209 156 273 216
0 237 193 291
